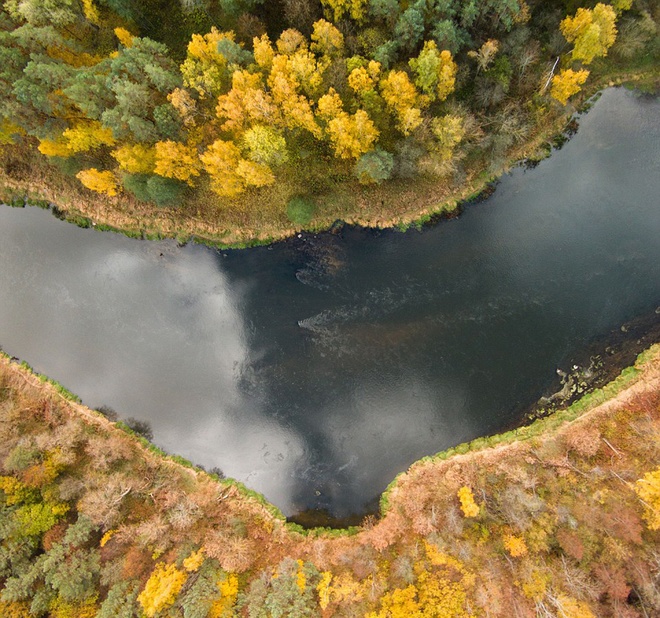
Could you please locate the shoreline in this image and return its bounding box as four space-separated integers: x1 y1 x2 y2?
1 72 656 250
2 336 658 531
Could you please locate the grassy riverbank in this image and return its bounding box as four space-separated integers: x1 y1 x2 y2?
0 64 656 249
1 345 659 615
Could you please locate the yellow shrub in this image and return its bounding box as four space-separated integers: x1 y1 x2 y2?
635 468 660 530
503 534 528 557
457 486 480 518
76 169 120 197
183 549 205 572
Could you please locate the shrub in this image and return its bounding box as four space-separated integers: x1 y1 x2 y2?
123 418 153 441
286 196 316 226
353 148 395 184
146 176 186 207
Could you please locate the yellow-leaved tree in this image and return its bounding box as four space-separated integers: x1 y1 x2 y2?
76 169 120 196
138 563 187 617
216 70 279 135
366 572 468 618
200 139 244 197
114 27 134 48
154 141 201 184
380 70 424 136
560 3 617 64
431 114 464 161
317 88 379 159
200 140 275 197
409 41 457 102
242 125 289 167
209 573 239 617
503 534 528 557
253 34 275 72
552 595 596 618
180 28 237 98
168 88 198 127
63 121 115 153
550 69 589 105
320 0 368 22
310 19 344 58
112 143 156 174
268 55 322 138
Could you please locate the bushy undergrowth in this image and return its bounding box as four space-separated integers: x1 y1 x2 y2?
0 345 659 615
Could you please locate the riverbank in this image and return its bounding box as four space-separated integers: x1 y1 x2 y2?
1 68 657 249
1 343 659 615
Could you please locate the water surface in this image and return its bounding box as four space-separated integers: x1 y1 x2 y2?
1 88 659 517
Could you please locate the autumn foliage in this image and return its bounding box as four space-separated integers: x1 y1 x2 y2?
0 343 660 616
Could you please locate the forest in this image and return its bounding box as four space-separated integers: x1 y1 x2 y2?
0 346 659 616
0 0 658 239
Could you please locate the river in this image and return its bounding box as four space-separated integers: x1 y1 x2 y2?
0 88 659 518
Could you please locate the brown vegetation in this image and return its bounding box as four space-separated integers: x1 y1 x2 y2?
0 345 659 615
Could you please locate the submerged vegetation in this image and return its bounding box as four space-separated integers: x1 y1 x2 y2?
0 345 659 616
0 0 658 243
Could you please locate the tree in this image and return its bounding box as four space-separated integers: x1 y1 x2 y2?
253 34 275 72
199 139 246 197
503 534 528 557
100 38 182 143
560 3 617 64
216 70 279 134
39 517 100 604
242 125 289 166
276 28 308 55
394 5 425 53
431 114 463 159
168 88 197 127
267 56 321 137
282 0 322 34
62 121 115 153
409 41 457 102
38 137 72 158
310 19 344 58
154 141 200 184
138 563 187 617
317 89 379 159
11 54 75 135
240 558 320 617
354 148 394 184
112 143 156 174
368 0 400 26
236 159 275 187
348 60 381 96
5 0 82 26
76 169 120 196
327 110 379 159
550 69 589 105
432 19 468 54
181 28 249 99
468 39 499 73
122 175 187 206
320 0 368 22
380 70 424 135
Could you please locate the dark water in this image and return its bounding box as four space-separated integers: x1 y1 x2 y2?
1 88 659 518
